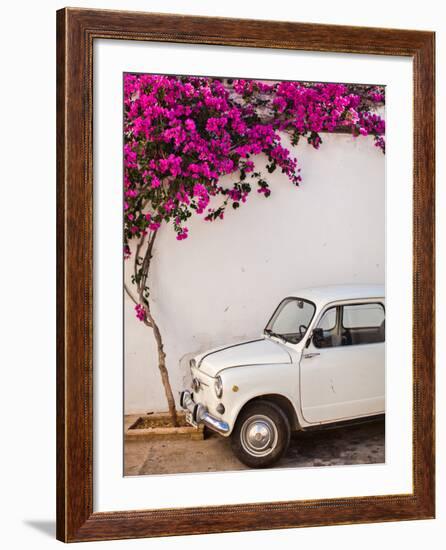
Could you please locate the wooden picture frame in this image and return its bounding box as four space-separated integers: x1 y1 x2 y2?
56 7 435 542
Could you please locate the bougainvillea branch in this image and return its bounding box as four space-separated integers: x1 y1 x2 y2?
124 74 385 424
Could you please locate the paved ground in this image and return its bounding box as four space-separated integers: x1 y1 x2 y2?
124 417 385 476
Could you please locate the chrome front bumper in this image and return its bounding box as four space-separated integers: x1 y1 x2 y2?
180 390 230 435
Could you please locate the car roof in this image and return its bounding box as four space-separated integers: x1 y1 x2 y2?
288 284 385 307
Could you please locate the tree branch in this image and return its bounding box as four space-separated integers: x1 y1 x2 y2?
134 232 147 286
124 283 138 305
124 283 153 328
140 230 158 303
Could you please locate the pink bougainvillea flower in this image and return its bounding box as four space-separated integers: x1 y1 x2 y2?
135 304 146 322
123 73 385 275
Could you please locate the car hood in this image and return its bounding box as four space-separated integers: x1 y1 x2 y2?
197 338 292 377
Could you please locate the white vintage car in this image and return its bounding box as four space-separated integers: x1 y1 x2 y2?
180 284 385 468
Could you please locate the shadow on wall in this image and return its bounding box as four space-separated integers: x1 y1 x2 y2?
23 520 55 539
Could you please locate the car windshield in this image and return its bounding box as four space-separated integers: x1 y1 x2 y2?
265 298 315 344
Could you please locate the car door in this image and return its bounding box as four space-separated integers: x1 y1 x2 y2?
300 300 385 424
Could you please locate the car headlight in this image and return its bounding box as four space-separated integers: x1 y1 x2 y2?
189 358 196 369
214 375 223 398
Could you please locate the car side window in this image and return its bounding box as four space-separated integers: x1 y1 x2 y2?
313 306 339 348
318 307 336 330
313 302 385 348
342 303 385 345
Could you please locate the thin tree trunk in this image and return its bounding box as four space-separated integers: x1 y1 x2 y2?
145 308 178 427
136 230 178 427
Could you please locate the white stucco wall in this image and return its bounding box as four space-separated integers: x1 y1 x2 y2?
124 133 385 414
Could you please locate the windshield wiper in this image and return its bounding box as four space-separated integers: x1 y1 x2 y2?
265 329 288 342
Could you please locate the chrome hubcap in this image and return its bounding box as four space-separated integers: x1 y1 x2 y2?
240 414 278 457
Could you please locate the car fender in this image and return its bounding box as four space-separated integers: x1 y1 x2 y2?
216 362 302 434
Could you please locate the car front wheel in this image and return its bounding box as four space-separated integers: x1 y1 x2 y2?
231 400 290 468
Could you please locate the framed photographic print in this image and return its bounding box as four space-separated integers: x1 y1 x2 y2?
56 8 435 542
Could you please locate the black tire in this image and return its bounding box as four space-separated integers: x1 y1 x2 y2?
231 400 291 468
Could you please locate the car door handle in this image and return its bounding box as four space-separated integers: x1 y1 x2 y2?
303 353 320 359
